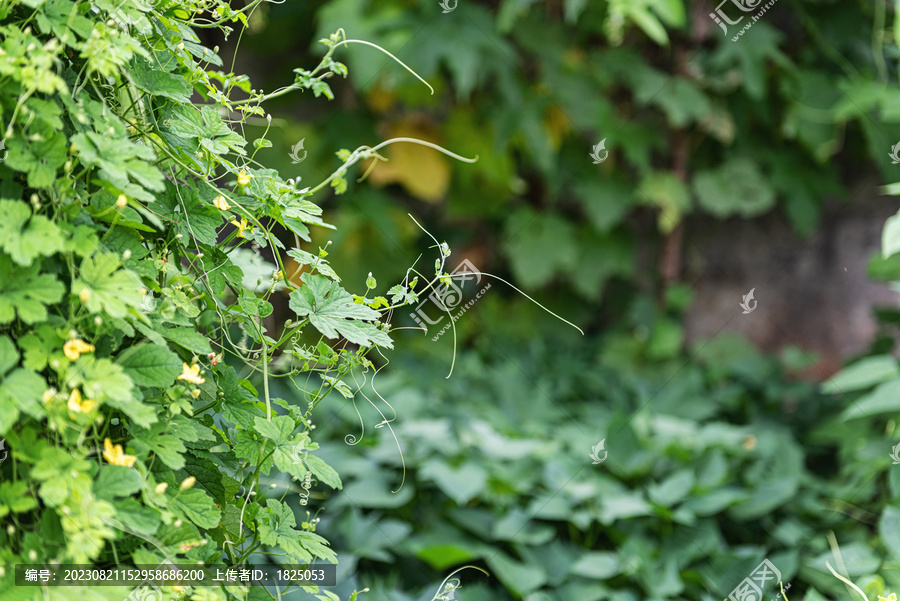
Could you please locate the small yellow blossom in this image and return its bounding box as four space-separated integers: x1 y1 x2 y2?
178 363 205 384
67 389 96 414
64 338 95 361
237 170 252 186
116 194 128 208
103 438 136 468
191 389 201 398
180 476 196 491
154 482 168 495
212 195 230 211
230 218 250 238
78 288 91 303
42 388 56 404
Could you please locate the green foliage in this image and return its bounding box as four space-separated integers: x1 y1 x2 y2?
0 1 478 599
306 317 900 601
243 0 897 316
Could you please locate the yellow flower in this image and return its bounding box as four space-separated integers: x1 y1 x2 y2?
230 218 250 238
154 482 168 495
178 363 205 384
64 338 95 361
237 170 252 186
103 438 136 467
212 195 230 211
67 389 96 414
180 476 196 490
116 194 128 208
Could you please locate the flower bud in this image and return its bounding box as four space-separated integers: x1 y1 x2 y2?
180 476 196 491
79 288 91 303
154 482 168 495
116 195 127 208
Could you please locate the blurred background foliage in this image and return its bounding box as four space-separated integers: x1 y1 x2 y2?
226 0 900 599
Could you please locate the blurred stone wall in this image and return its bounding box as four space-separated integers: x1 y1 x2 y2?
682 177 900 379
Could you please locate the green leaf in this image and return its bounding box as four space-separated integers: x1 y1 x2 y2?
133 422 187 469
0 335 18 375
254 415 296 444
502 209 579 289
420 460 486 505
637 172 691 234
0 200 64 266
95 466 143 500
113 498 162 537
70 357 157 429
821 355 900 394
73 253 144 319
839 380 900 421
0 254 65 325
0 367 46 435
116 344 182 387
486 550 548 597
168 487 221 530
571 552 621 579
258 499 337 563
647 469 695 507
161 327 213 355
879 505 900 560
289 273 392 348
692 158 775 218
0 480 38 518
884 209 900 258
304 454 342 490
129 57 193 103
